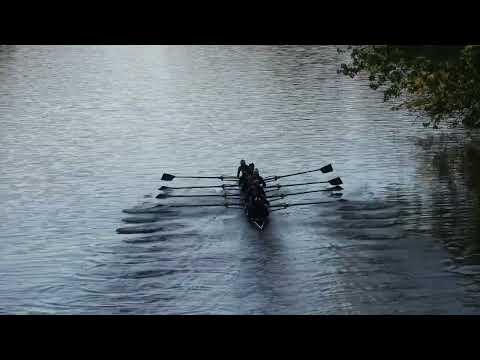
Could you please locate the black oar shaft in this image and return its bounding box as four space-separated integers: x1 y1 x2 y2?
266 181 334 189
270 200 333 208
265 164 333 182
161 172 237 181
267 188 341 200
164 194 242 198
267 190 320 201
268 190 312 200
168 203 242 208
159 184 238 190
175 176 237 180
268 177 343 187
165 194 228 198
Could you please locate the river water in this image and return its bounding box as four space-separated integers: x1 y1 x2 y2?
1 45 480 314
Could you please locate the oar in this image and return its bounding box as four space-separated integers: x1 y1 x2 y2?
154 202 243 208
156 192 242 199
159 184 239 191
269 200 338 210
267 187 343 201
266 177 343 189
161 173 238 181
265 179 342 189
264 163 333 182
265 185 342 193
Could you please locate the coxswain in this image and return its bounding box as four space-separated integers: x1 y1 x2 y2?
248 195 269 219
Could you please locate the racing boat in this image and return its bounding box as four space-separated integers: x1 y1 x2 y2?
155 163 343 231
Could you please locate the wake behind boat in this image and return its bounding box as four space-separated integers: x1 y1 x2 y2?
155 161 343 231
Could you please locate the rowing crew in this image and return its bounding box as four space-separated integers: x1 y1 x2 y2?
237 160 269 219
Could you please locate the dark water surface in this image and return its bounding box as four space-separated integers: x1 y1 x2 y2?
1 45 480 314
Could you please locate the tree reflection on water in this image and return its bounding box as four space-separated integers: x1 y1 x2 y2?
415 132 480 263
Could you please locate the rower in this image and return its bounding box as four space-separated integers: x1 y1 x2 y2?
246 180 260 199
248 162 255 175
252 168 266 188
241 173 253 193
238 159 250 189
251 178 266 198
237 159 249 178
246 180 269 204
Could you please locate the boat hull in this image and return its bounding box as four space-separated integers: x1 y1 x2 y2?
239 179 269 231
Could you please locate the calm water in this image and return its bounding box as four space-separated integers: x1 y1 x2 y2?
1 45 480 314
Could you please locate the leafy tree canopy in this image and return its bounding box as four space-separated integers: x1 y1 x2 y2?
338 46 480 128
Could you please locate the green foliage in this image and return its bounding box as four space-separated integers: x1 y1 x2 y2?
338 46 480 128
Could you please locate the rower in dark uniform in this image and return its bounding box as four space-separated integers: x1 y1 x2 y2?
252 168 266 188
246 179 269 205
238 159 250 190
247 195 270 219
237 160 249 178
249 179 265 198
248 162 255 175
241 173 253 193
246 180 260 199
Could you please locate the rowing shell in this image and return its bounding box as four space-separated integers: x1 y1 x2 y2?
156 164 341 232
237 179 269 231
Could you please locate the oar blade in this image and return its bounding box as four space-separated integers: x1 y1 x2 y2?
155 193 167 199
320 163 333 173
159 186 169 190
328 177 343 186
161 173 175 181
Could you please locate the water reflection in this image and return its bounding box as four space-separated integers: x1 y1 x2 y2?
413 133 480 261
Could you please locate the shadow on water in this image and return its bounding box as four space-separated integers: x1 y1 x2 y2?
117 205 185 234
123 232 197 244
73 196 208 313
116 222 185 234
